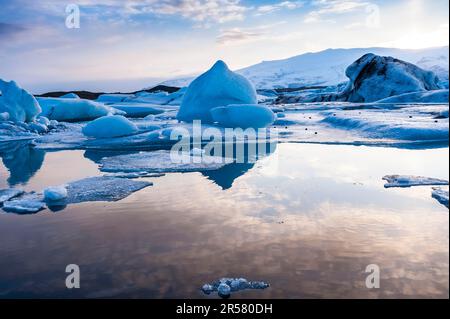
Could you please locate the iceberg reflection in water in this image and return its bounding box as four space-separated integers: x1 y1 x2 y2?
0 142 447 298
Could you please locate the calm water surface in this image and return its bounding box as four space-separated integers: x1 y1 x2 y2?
0 141 448 298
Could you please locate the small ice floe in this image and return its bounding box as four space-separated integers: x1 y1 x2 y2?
82 115 138 138
1 177 152 214
99 150 227 174
2 192 46 214
432 187 449 208
201 278 270 298
43 185 68 202
58 176 152 204
0 188 24 204
383 175 449 188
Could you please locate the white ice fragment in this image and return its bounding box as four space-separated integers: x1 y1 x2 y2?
383 175 449 188
432 187 449 208
44 185 68 201
201 277 269 298
217 283 231 298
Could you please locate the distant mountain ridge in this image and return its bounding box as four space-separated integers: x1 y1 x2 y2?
161 46 449 89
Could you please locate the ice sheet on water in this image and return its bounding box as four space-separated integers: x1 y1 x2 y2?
99 150 228 173
201 278 269 298
432 187 449 208
2 192 46 214
60 176 152 204
1 177 153 214
321 106 449 141
383 175 449 188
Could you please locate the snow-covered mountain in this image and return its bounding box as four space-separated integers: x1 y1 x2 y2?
162 46 449 89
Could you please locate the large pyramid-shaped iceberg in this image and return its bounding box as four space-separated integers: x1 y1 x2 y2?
177 60 257 123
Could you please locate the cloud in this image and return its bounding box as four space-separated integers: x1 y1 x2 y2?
217 22 288 45
145 0 248 24
17 0 249 26
0 23 27 39
305 0 371 23
256 1 304 15
217 28 266 45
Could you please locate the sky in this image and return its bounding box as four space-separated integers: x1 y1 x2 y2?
0 0 448 93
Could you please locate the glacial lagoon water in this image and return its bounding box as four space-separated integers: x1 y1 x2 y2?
0 141 448 298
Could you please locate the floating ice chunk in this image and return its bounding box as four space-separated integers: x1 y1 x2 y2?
210 104 275 128
383 175 448 188
177 60 257 123
61 176 152 204
377 89 449 104
432 187 449 208
59 93 80 99
44 185 68 201
0 188 24 204
0 112 9 121
0 79 41 122
2 192 46 214
99 150 227 173
201 278 269 298
82 115 138 138
218 283 231 298
38 97 123 122
108 103 165 118
1 177 152 214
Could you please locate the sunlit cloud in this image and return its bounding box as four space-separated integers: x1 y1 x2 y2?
256 1 304 15
305 0 371 23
